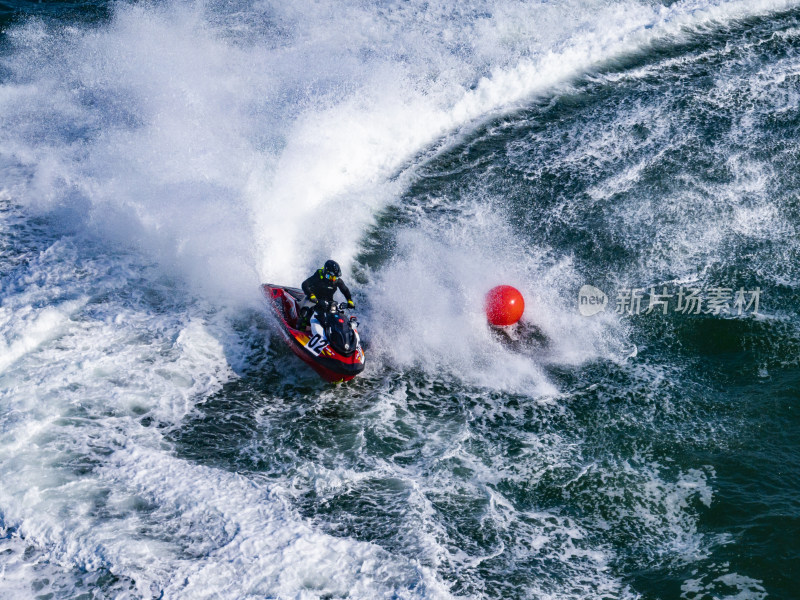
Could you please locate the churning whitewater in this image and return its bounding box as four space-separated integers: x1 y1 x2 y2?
2 0 800 598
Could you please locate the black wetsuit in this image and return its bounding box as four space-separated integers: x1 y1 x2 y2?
301 269 353 306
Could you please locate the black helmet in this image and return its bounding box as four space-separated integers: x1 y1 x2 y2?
323 259 341 277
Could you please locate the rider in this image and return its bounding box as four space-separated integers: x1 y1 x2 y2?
297 259 354 330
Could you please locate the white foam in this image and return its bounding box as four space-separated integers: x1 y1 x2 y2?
681 569 768 600
3 0 798 293
364 199 628 392
0 299 86 373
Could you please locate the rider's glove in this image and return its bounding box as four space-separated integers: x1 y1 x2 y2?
309 294 318 304
347 299 355 309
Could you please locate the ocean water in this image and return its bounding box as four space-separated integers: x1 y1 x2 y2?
1 0 799 598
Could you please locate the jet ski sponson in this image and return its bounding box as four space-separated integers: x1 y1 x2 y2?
262 284 365 383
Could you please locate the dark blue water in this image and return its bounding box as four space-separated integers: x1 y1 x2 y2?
1 1 799 598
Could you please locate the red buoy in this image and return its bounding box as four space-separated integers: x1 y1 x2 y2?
485 285 525 326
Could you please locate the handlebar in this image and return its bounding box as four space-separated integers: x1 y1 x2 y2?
316 299 352 312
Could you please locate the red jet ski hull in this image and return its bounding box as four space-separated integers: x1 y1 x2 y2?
262 284 365 383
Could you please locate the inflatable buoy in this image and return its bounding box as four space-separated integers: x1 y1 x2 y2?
485 285 525 326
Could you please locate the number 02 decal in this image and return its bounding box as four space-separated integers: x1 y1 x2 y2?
306 333 328 356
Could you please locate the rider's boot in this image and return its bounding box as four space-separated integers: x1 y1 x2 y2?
297 306 311 330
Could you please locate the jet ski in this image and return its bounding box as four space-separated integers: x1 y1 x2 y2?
261 284 366 383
